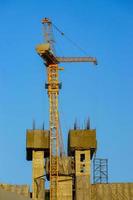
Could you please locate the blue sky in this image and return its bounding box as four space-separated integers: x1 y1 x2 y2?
0 0 133 188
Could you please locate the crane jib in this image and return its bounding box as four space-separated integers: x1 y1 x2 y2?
56 57 97 64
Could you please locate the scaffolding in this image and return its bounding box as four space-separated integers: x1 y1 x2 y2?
93 158 108 184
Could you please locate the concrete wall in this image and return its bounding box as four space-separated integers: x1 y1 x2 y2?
58 176 72 200
0 188 31 200
75 150 90 176
32 151 45 200
76 176 91 200
0 184 30 197
91 183 133 200
75 150 91 200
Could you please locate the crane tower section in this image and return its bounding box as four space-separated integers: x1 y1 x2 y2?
47 63 59 200
37 18 61 200
36 17 97 200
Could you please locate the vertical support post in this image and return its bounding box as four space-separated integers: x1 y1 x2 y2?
32 151 45 200
75 150 91 200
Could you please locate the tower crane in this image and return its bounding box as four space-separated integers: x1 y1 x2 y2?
36 17 97 200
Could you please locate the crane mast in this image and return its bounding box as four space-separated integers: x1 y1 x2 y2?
36 17 97 200
42 18 60 200
47 63 59 200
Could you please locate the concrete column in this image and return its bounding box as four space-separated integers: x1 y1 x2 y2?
75 150 91 200
32 151 45 200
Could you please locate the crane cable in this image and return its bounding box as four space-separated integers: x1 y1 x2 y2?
52 23 89 56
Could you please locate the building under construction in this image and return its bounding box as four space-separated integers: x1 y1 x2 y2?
1 18 133 200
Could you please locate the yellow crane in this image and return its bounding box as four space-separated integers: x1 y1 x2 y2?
36 17 97 200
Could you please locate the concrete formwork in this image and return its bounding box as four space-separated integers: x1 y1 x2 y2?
91 183 133 200
26 130 49 161
68 129 97 158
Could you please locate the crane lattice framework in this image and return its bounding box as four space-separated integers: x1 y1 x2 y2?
36 17 97 200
